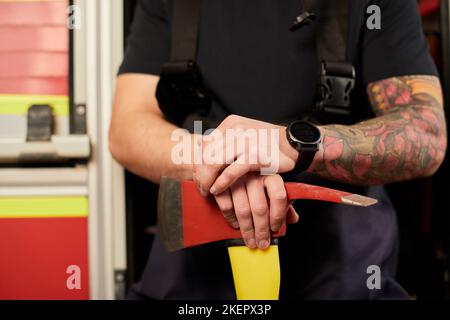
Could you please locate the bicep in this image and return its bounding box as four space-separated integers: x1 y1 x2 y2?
113 73 163 118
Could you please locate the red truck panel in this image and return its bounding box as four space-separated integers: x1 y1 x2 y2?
0 218 89 300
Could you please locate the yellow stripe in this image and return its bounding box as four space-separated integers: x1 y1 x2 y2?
0 94 69 117
0 196 88 219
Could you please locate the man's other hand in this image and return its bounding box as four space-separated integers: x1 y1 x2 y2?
212 173 299 249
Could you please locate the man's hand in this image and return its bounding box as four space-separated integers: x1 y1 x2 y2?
193 115 300 197
210 173 299 249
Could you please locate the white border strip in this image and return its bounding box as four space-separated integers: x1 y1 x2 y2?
0 168 87 187
78 0 127 300
0 186 88 197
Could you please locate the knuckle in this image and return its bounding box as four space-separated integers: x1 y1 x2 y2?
235 206 252 218
223 170 236 181
220 204 235 214
255 229 270 239
197 181 207 191
271 212 285 222
194 172 204 183
241 227 254 236
252 205 268 217
273 192 287 201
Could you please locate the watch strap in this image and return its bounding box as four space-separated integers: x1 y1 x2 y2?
293 150 316 173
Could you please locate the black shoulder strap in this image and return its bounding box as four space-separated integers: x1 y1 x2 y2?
302 0 349 62
302 0 369 64
170 0 203 62
347 0 370 64
299 0 374 120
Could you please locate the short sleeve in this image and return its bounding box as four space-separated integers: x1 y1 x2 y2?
361 0 438 85
118 0 171 75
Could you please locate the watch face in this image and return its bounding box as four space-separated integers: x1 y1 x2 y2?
290 121 321 144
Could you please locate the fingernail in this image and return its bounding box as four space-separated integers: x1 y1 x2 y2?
291 205 299 215
210 186 217 195
271 224 281 232
232 221 240 229
199 188 209 197
259 240 270 250
288 205 300 224
247 238 257 249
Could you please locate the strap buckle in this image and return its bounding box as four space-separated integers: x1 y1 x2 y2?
314 61 355 117
156 60 211 125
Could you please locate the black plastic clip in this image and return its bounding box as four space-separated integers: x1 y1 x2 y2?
290 11 317 31
314 61 355 117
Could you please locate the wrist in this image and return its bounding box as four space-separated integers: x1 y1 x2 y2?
282 121 323 173
168 133 198 181
306 126 325 173
178 160 194 180
279 125 300 164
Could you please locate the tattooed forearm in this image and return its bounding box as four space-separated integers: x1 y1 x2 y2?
310 75 447 185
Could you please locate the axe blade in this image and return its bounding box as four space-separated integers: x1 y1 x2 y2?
157 177 184 252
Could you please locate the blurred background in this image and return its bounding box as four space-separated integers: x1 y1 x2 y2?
0 0 449 300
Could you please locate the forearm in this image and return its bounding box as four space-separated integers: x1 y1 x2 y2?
109 111 192 183
110 74 194 183
310 76 447 186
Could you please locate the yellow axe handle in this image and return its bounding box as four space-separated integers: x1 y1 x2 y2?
227 243 281 300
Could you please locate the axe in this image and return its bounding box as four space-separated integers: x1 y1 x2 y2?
157 177 377 300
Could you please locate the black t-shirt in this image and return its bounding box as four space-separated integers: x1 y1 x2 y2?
120 0 437 299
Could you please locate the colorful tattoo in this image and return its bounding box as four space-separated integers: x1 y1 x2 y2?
311 75 447 185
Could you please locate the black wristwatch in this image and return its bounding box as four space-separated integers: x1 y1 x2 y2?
286 120 322 173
